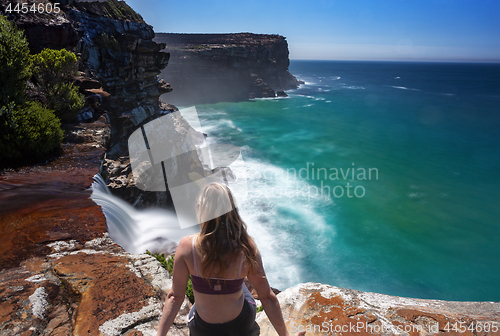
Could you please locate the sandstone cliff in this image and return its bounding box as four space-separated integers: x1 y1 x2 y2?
2 0 181 208
153 33 301 106
2 0 171 151
1 0 169 111
2 2 500 335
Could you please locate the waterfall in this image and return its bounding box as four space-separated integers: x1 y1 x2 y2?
90 174 199 255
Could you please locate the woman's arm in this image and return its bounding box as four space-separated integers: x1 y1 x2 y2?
247 247 290 336
156 236 191 336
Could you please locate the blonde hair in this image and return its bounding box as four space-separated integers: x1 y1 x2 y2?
195 183 258 277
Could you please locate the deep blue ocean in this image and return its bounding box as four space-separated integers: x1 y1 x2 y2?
191 61 500 301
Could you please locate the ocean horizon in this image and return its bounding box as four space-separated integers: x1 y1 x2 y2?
186 60 500 302
291 59 500 64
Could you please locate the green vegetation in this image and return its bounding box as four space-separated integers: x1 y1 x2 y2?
0 15 86 164
31 48 78 82
0 15 32 106
146 251 195 304
105 0 144 22
0 102 63 161
77 0 145 22
256 305 264 313
96 32 120 49
32 48 84 122
0 15 64 163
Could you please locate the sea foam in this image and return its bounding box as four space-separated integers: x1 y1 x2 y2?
225 148 334 289
196 108 334 289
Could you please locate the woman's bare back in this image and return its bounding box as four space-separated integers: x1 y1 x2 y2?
186 234 250 323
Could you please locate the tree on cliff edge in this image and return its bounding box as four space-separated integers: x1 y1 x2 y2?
32 48 84 122
0 15 63 165
0 14 32 106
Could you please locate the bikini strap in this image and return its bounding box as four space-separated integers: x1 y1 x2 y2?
237 252 245 278
192 235 199 276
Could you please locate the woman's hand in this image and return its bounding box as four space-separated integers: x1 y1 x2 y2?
156 236 192 336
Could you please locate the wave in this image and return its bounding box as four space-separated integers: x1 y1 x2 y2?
200 117 243 134
293 94 315 99
179 108 336 289
342 85 365 90
229 150 334 289
407 192 426 199
253 96 290 101
389 86 421 92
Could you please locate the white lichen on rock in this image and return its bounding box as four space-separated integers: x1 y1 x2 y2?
47 240 78 252
84 233 115 249
99 297 163 335
25 274 47 283
125 263 143 279
29 287 49 319
129 254 172 293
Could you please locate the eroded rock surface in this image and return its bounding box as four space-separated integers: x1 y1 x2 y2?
257 283 500 336
0 234 191 336
0 118 110 270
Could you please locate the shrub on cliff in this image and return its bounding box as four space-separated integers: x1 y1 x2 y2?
32 48 84 122
146 251 195 304
0 14 32 106
75 0 145 22
0 102 63 163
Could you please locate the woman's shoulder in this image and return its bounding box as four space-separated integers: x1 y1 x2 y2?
247 236 259 253
177 234 197 255
180 233 198 243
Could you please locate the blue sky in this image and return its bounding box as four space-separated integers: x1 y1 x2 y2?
125 0 500 62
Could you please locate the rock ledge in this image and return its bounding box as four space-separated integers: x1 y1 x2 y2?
257 282 500 335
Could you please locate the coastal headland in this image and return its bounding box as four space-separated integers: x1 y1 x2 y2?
154 33 302 106
0 0 499 334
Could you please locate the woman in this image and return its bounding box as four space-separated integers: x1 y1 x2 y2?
156 182 299 336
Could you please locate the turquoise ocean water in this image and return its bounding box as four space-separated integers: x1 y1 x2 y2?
192 61 500 301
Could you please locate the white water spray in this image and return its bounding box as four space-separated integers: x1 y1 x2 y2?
90 174 199 255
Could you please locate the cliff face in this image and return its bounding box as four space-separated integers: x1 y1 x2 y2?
3 0 180 207
153 33 301 105
67 3 170 114
2 0 171 154
1 1 79 54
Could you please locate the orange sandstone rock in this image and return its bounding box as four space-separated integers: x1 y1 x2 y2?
256 283 500 336
0 235 183 335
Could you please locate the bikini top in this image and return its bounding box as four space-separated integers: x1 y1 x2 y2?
191 236 245 295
